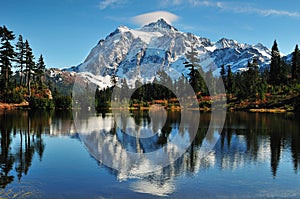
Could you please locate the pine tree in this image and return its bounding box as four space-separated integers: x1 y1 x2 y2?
220 64 226 83
156 70 172 99
292 44 300 81
247 59 259 97
35 54 46 88
205 68 215 95
133 78 143 101
216 64 226 94
269 40 282 85
245 58 260 97
15 35 26 86
110 74 117 87
0 26 15 90
184 40 204 94
226 65 234 94
177 75 188 98
24 40 35 96
120 78 130 100
280 59 289 85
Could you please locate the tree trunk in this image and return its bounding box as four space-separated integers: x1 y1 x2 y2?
19 66 23 86
28 79 31 97
5 67 9 89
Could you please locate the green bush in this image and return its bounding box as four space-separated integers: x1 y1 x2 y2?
28 96 54 110
5 89 24 103
54 95 72 109
0 87 26 103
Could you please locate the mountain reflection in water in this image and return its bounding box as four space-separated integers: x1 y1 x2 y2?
0 110 300 197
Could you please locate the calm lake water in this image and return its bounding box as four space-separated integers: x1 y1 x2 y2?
0 110 300 198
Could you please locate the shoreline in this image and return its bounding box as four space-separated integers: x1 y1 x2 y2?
0 102 295 113
0 102 29 110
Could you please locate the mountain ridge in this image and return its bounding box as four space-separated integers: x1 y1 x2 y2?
66 19 276 87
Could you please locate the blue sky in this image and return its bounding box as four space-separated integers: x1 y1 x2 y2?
1 0 300 68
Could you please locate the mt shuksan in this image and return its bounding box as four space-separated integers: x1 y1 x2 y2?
76 19 271 85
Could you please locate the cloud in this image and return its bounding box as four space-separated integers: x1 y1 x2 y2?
162 0 300 18
131 11 179 26
99 0 124 10
246 8 300 17
217 2 300 18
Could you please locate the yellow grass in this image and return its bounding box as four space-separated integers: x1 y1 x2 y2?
249 108 287 113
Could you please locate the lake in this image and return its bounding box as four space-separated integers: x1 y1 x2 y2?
0 110 300 198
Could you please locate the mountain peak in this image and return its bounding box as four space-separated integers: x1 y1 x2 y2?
76 19 272 81
215 38 247 49
142 18 178 31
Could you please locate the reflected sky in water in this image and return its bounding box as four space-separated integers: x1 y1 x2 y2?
0 110 300 198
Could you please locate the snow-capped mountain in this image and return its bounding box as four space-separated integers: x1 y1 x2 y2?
73 19 272 86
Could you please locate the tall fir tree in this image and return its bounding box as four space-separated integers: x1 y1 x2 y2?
269 40 282 85
184 40 205 94
177 75 188 98
292 44 300 81
15 35 26 86
216 64 227 94
0 26 15 90
24 40 35 96
280 59 289 84
35 54 46 87
156 70 173 99
226 65 234 94
247 59 259 97
205 68 215 95
248 59 264 98
110 73 117 87
120 78 130 100
220 64 226 83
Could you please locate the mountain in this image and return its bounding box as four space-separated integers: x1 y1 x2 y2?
69 19 272 87
282 52 293 64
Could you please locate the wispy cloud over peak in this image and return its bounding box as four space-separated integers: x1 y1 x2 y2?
131 11 179 26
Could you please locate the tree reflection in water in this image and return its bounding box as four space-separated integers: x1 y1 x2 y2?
78 110 300 195
0 110 300 196
0 111 49 188
218 112 300 177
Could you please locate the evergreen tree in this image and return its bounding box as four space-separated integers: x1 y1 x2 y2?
110 73 117 87
247 59 259 97
120 78 130 100
220 64 226 85
269 40 282 85
24 40 35 96
184 40 205 94
132 78 143 101
280 59 289 85
35 54 46 87
205 68 215 95
226 65 234 94
217 64 227 94
292 44 300 81
156 70 173 99
15 35 26 86
177 75 188 98
262 67 269 84
0 26 15 90
234 72 244 98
